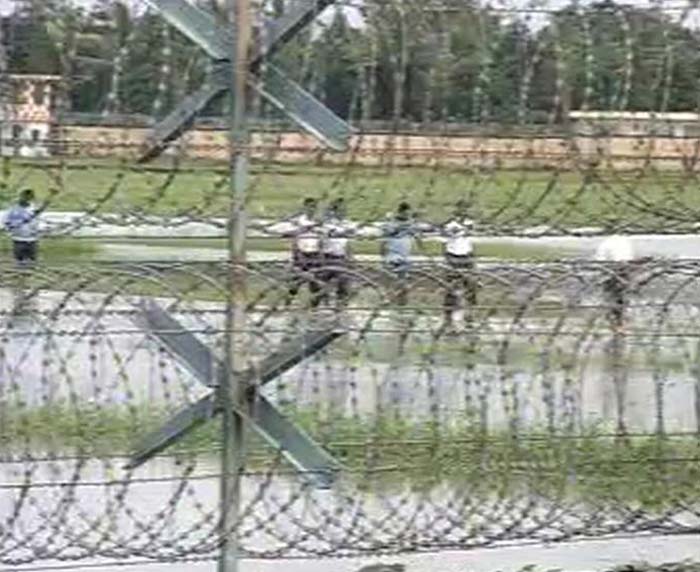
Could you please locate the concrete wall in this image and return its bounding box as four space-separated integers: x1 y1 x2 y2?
58 125 700 170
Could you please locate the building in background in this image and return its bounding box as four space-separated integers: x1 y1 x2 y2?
0 74 60 158
569 110 700 138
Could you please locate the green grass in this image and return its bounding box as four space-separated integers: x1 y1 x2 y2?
1 402 698 506
2 157 700 228
0 236 99 262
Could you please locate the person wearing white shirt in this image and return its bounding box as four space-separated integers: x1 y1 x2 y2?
4 189 40 266
321 198 355 307
284 197 323 308
442 201 477 327
594 235 636 328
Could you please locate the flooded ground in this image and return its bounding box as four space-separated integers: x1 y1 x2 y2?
95 234 700 263
10 209 700 262
2 235 700 570
1 454 699 570
0 287 699 433
8 535 697 572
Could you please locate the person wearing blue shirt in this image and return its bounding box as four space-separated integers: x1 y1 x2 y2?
4 189 40 266
381 202 420 306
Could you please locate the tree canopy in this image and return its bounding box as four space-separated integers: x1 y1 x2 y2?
3 0 700 123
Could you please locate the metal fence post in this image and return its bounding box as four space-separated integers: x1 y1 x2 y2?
220 0 251 571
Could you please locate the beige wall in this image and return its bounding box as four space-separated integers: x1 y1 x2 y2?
60 125 700 170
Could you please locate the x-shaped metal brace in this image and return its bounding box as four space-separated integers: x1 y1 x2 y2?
139 0 352 162
126 300 346 488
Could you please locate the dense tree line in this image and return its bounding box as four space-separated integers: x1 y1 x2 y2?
3 0 700 123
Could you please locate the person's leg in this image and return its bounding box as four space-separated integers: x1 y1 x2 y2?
603 272 625 330
316 255 332 307
336 258 350 308
12 241 23 264
444 264 459 325
306 254 323 309
13 241 36 268
464 258 477 307
25 241 37 265
610 274 625 330
396 263 409 307
11 242 34 314
286 255 304 307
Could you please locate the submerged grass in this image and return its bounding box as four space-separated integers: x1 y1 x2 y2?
0 237 99 263
2 403 698 507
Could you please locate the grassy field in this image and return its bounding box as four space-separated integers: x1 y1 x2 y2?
2 403 698 506
2 158 699 227
104 236 574 260
0 236 99 262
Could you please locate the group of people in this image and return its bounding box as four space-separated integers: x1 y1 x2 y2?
277 197 357 309
275 197 478 323
1 189 645 328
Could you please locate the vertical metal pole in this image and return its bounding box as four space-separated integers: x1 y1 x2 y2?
220 0 251 571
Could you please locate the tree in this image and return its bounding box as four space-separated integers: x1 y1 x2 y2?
6 0 60 74
533 1 700 114
311 8 360 120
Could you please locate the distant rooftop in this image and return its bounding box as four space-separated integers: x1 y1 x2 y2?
570 111 700 122
6 73 61 81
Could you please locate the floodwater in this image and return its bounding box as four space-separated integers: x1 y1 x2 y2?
1 285 700 569
14 208 700 261
1 454 698 571
0 288 699 433
4 226 700 570
97 233 700 263
6 535 696 572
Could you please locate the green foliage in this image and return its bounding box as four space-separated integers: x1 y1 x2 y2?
0 236 98 262
2 402 699 507
8 157 700 229
6 0 700 120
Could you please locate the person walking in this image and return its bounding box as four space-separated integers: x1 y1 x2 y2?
321 198 355 308
594 235 635 330
381 201 420 307
285 197 323 308
442 200 477 328
4 188 40 267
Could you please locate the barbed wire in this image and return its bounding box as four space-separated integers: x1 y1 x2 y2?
2 1 700 235
0 0 699 568
0 259 697 564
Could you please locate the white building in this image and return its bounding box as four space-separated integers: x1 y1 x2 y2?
0 74 60 158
